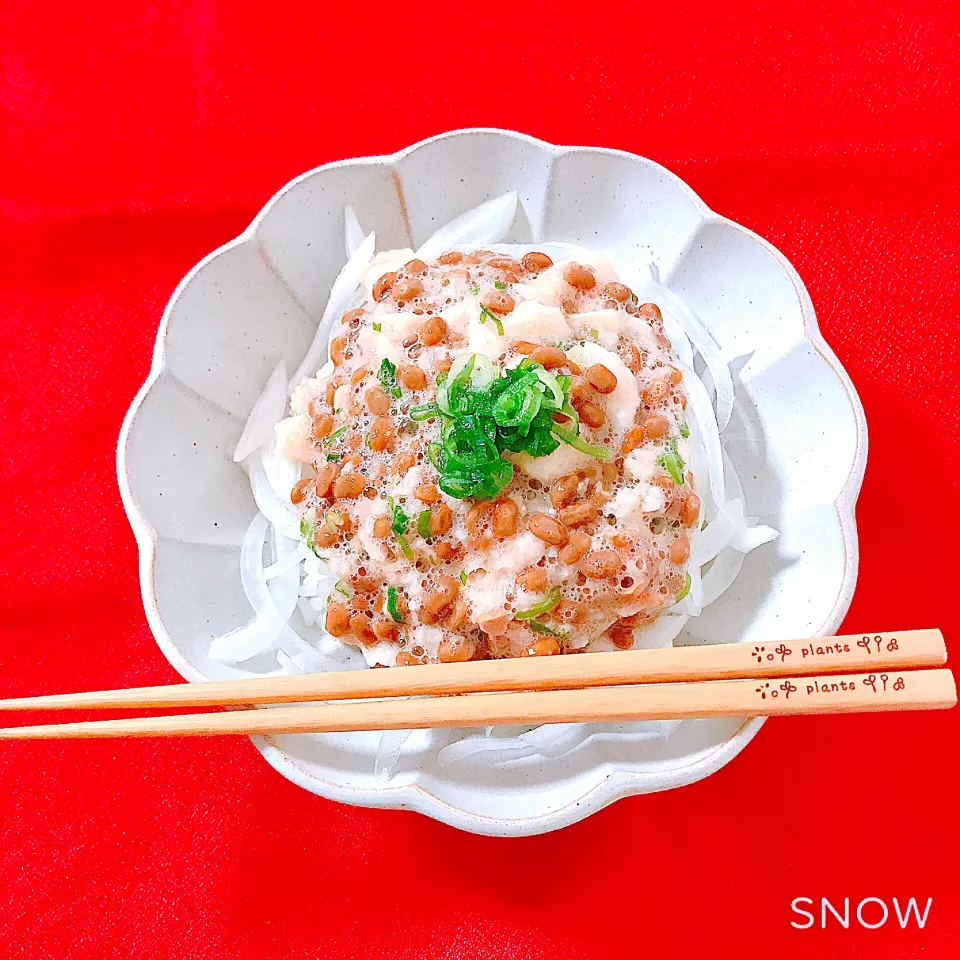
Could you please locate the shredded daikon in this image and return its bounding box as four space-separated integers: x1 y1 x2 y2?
415 192 517 261
374 730 414 779
344 205 364 259
233 362 289 463
288 230 376 389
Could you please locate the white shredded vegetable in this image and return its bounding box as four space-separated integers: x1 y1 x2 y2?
233 362 288 463
248 455 300 541
289 230 376 389
374 730 414 779
264 541 311 580
344 205 364 259
415 192 517 261
209 515 298 664
625 262 735 431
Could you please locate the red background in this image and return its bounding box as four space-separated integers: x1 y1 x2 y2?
1 2 959 957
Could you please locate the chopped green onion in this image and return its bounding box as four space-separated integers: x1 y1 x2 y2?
418 354 592 499
515 586 562 620
410 402 439 421
470 284 479 295
436 371 448 385
676 572 691 602
557 399 580 428
386 497 415 560
439 458 514 500
323 425 347 447
417 509 432 538
533 367 564 409
478 305 505 336
528 620 567 638
551 424 611 460
589 328 599 338
464 354 498 389
299 518 317 553
387 497 409 537
448 353 476 396
372 322 382 332
494 280 509 290
492 375 543 429
459 570 468 585
334 580 353 598
680 423 690 439
657 438 686 485
378 358 402 399
326 453 342 462
386 586 403 622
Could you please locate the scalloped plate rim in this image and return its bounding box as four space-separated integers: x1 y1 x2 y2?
117 127 867 837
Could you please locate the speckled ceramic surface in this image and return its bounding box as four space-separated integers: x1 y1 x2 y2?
117 129 867 836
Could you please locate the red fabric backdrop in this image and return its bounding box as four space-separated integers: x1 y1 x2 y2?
1 2 959 957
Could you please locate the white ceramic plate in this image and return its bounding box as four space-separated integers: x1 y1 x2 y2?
118 129 867 836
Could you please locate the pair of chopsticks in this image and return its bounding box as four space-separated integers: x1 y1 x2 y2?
0 629 953 740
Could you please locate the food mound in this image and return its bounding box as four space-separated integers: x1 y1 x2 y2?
275 248 700 665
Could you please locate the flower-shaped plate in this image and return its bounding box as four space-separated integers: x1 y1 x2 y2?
118 130 867 836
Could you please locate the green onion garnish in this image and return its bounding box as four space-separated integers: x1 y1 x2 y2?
300 518 317 554
417 509 432 539
326 453 342 462
378 358 402 400
478 305 505 336
334 580 353 598
372 322 382 332
680 423 690 439
323 425 347 447
528 620 567 639
676 572 691 602
494 280 509 290
515 586 562 620
657 438 686 485
551 424 611 460
410 402 439 421
387 497 414 560
459 570 468 585
416 353 613 500
470 284 479 295
386 586 403 622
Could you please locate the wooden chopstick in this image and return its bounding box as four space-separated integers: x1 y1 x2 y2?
0 668 954 739
0 629 945 711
